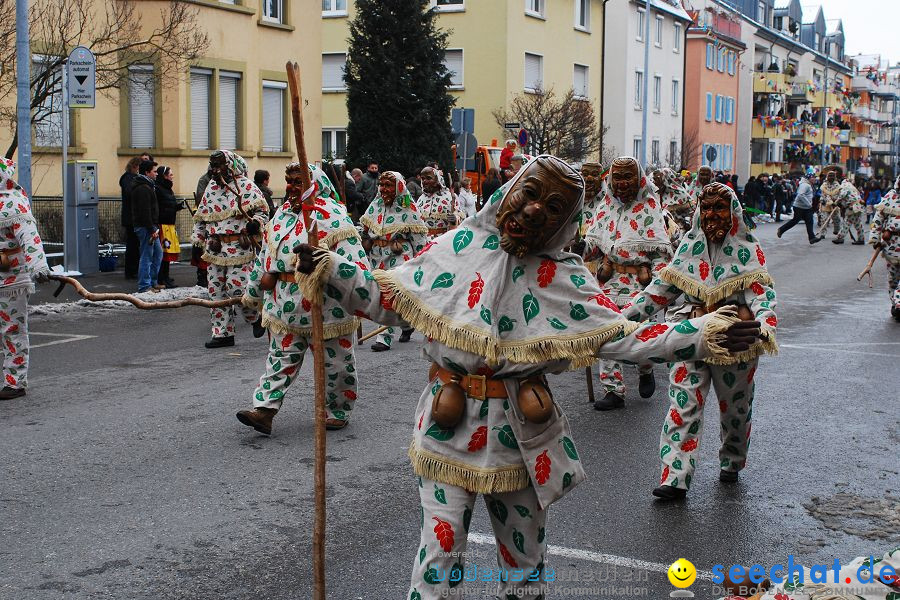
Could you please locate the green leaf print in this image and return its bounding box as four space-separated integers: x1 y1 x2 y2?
723 245 734 256
713 265 725 280
337 263 357 279
547 317 567 330
570 274 586 288
480 305 492 325
325 284 343 301
522 289 540 324
514 505 533 519
410 589 422 600
498 316 516 333
431 272 455 290
423 566 440 585
424 423 455 441
354 287 370 300
660 444 672 458
688 421 700 434
678 243 689 255
560 436 579 460
479 399 489 419
488 499 508 524
513 529 525 554
482 234 500 250
723 371 736 387
493 425 519 449
434 484 447 504
569 302 589 321
691 241 705 256
737 246 751 265
283 300 296 312
537 527 545 543
562 472 573 489
331 307 345 319
672 458 683 470
674 345 696 360
453 228 473 254
676 390 688 408
511 266 525 282
463 507 472 531
414 268 424 286
674 320 698 334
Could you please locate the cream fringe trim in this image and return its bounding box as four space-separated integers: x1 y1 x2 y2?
201 252 255 266
241 294 262 310
262 313 359 340
409 442 530 494
360 215 429 237
0 213 35 229
295 248 333 306
0 283 33 297
616 240 674 258
374 270 632 365
320 226 358 251
193 198 269 223
878 204 900 217
702 306 779 366
661 266 774 305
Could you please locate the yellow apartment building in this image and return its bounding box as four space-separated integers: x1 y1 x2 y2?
321 0 605 163
2 0 323 198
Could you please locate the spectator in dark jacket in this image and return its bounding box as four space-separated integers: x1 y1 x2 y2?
757 173 772 214
344 170 365 222
192 169 212 288
480 168 502 209
357 161 379 204
744 176 759 209
771 174 788 221
155 166 184 288
254 170 275 215
119 156 142 279
131 160 162 293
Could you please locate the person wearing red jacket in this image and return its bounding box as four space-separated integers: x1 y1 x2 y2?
499 139 517 182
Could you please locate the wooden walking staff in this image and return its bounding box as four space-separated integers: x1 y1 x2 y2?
816 207 839 238
285 61 327 600
857 246 882 288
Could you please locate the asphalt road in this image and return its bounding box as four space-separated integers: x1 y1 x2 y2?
2 221 898 600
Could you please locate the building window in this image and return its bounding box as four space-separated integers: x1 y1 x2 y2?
525 52 543 93
218 71 241 150
670 140 678 164
262 0 282 23
633 138 641 159
575 0 590 30
705 92 713 121
190 68 212 151
706 43 715 70
715 94 723 122
651 139 660 164
432 0 464 12
673 23 682 52
671 79 679 114
636 8 645 41
757 1 766 25
322 53 347 91
261 80 286 152
725 97 734 124
525 0 544 18
444 49 464 89
128 65 155 149
321 0 347 15
655 15 663 47
634 70 644 108
653 75 661 112
322 129 347 160
32 57 63 147
717 47 726 72
573 64 589 99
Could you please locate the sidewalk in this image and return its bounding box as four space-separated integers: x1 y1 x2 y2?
32 262 203 305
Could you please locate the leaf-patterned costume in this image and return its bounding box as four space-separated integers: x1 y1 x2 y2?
836 179 865 242
191 150 269 340
657 168 694 249
243 165 370 421
622 185 778 491
819 178 843 235
583 160 673 398
359 173 428 347
417 187 458 238
0 159 50 391
869 180 900 315
301 155 751 600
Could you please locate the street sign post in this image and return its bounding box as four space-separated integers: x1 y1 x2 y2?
705 146 718 164
503 122 521 130
455 132 478 172
67 46 96 108
451 107 475 136
518 128 529 150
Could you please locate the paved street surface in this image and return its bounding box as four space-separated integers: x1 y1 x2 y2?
2 222 898 600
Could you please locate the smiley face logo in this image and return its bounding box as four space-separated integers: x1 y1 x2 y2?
668 558 697 588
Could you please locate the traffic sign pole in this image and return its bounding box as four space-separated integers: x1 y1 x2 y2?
61 61 70 272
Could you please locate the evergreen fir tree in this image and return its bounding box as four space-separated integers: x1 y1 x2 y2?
345 0 455 177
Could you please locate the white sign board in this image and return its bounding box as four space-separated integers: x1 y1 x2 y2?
67 46 96 108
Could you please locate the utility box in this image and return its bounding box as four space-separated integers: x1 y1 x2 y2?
64 160 99 274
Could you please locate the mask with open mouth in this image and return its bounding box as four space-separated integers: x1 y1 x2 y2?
699 182 732 244
581 162 603 199
697 166 713 188
209 151 233 187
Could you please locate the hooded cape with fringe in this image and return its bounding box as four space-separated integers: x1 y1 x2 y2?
193 150 269 223
0 158 49 295
359 172 429 238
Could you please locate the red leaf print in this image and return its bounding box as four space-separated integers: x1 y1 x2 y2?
3 277 15 285
317 230 327 240
608 220 615 232
719 399 728 413
618 276 630 284
730 215 739 236
756 245 766 266
618 249 630 258
355 261 369 272
467 426 488 452
272 223 281 232
534 450 551 485
415 241 436 257
673 365 688 383
432 517 454 553
0 311 10 322
680 438 698 452
537 260 557 288
661 466 670 484
649 294 670 306
648 198 657 209
13 356 24 365
418 413 424 430
265 256 272 271
380 293 394 311
467 272 484 308
343 390 357 400
669 408 683 427
498 542 519 568
629 219 638 231
338 338 352 349
377 214 383 224
281 334 294 351
639 177 646 187
765 316 777 327
647 229 655 238
699 260 710 281
588 293 621 313
635 323 669 342
747 366 756 383
6 339 15 354
696 389 704 406
5 374 16 386
294 220 304 236
750 282 765 295
301 298 311 312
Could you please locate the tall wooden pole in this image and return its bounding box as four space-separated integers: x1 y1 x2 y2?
286 61 327 600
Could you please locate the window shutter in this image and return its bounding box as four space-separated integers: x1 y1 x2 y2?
219 71 240 150
525 53 542 91
129 67 155 149
322 54 346 90
262 81 285 152
444 50 463 87
190 70 211 150
574 65 588 98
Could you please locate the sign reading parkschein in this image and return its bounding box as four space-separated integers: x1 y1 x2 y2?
67 46 96 109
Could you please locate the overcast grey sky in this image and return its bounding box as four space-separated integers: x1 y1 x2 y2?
811 0 899 66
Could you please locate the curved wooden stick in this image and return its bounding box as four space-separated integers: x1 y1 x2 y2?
357 325 389 344
857 246 881 288
49 275 241 309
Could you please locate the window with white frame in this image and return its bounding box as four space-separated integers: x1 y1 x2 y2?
261 80 286 152
715 94 723 122
670 140 678 163
322 128 347 160
674 23 682 52
575 0 589 30
706 43 715 69
636 8 645 41
653 75 661 111
322 53 347 91
766 140 780 162
573 64 589 99
262 0 282 23
705 93 713 121
525 0 544 18
32 57 63 147
634 70 644 108
671 79 679 114
432 0 464 12
321 0 347 15
633 138 642 159
190 68 212 151
727 51 736 75
524 52 543 92
651 139 660 164
655 15 663 46
128 65 155 149
714 144 722 169
218 71 241 150
444 49 464 89
717 47 726 72
725 97 734 124
757 1 766 25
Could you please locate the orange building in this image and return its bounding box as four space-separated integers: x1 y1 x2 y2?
684 7 745 173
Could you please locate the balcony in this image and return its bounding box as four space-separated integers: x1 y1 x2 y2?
811 91 840 109
852 75 877 92
789 83 816 104
836 130 850 145
853 105 872 120
850 134 869 148
753 72 790 95
752 119 789 140
870 141 892 153
805 126 821 144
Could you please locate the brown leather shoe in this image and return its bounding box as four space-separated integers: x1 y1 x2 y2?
0 386 25 400
235 407 277 435
325 418 348 430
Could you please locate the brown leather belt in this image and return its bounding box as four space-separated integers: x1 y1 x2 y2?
216 233 260 243
371 239 392 247
276 272 296 283
428 227 448 237
432 364 508 401
0 247 20 256
0 246 19 271
611 263 642 275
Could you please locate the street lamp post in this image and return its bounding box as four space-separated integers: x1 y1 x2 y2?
15 0 32 198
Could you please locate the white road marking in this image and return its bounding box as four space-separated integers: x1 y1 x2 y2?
468 532 714 581
29 332 97 349
780 344 900 358
781 342 900 347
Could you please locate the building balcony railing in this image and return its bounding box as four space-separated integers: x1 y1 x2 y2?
851 75 877 93
836 129 850 145
752 119 789 140
850 133 869 148
811 91 840 109
870 141 892 153
852 105 871 120
789 83 816 104
753 72 790 95
805 126 822 144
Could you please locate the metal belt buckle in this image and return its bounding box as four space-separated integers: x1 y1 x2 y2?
467 373 487 401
